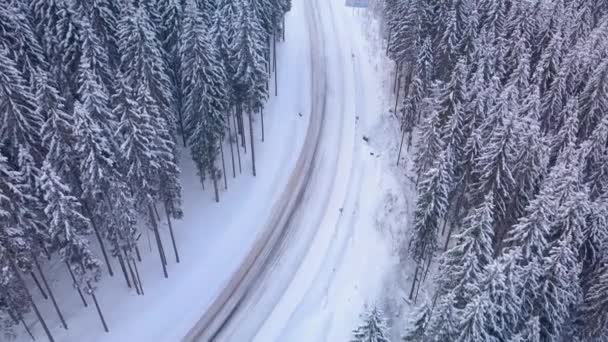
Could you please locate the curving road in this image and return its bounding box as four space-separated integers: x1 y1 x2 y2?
183 0 362 339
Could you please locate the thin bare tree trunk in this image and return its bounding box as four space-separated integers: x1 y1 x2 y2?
238 105 246 151
228 117 236 178
152 204 167 267
153 203 162 223
248 106 257 177
165 203 180 263
116 253 132 289
220 137 228 190
282 15 286 41
20 316 35 341
149 204 168 278
135 246 142 262
260 107 265 142
87 282 108 333
233 109 242 174
408 264 420 300
125 253 140 295
33 255 67 330
65 261 87 307
30 271 48 300
397 127 406 166
394 75 402 115
211 161 220 203
132 259 144 295
10 258 54 342
386 27 392 56
274 33 278 97
393 61 401 93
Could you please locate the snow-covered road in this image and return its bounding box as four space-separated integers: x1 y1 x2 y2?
189 0 394 340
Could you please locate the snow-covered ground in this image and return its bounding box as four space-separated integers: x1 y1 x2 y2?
17 5 311 342
208 0 415 341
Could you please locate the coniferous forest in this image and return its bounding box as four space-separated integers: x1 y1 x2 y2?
383 0 608 341
0 0 290 340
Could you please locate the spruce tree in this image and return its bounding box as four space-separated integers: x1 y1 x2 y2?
351 307 390 342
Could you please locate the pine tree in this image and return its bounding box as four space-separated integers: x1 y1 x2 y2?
436 193 495 303
40 161 101 285
409 150 451 264
424 291 459 341
0 46 43 159
181 0 228 199
352 306 390 342
403 303 430 341
118 3 175 135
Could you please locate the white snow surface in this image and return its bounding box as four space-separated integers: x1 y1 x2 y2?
17 5 311 342
212 1 407 341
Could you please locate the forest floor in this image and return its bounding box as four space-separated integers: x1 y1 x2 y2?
17 4 311 342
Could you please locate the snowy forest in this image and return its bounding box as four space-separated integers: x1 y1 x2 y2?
379 0 608 341
0 0 290 340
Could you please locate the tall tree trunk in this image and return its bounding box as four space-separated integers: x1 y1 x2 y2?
149 204 168 278
233 110 242 174
152 204 167 266
274 33 278 97
393 61 401 94
135 246 142 263
220 137 228 190
394 74 402 115
33 255 67 330
397 127 406 166
124 252 140 295
408 264 420 300
248 106 257 177
164 203 180 263
87 282 109 333
211 161 220 203
153 203 162 223
238 105 246 151
282 15 286 41
10 257 54 342
272 31 276 73
65 261 87 307
20 316 35 341
132 259 144 295
260 107 265 142
83 203 113 276
116 253 132 289
228 121 236 178
30 271 48 300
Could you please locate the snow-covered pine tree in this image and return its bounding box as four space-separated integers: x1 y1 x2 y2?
0 0 47 85
402 302 430 342
52 0 82 104
352 306 390 342
509 316 540 342
424 291 459 341
118 3 176 136
231 0 269 176
181 0 228 201
413 81 446 178
408 148 451 291
0 46 43 160
157 0 186 145
435 193 495 303
577 262 608 340
40 160 101 285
